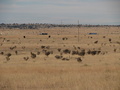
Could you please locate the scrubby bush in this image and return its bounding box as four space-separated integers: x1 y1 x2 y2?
31 52 36 59
63 49 71 54
45 51 51 57
23 57 29 61
76 57 82 62
55 55 63 59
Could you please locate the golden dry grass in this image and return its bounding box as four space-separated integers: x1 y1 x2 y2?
0 27 120 90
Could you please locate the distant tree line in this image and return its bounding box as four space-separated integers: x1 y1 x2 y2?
0 23 120 29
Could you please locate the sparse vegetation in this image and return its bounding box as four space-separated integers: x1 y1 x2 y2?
63 49 71 54
0 52 4 55
94 40 98 44
109 38 112 42
31 52 36 59
57 48 61 52
76 57 82 62
55 55 63 59
45 51 51 57
9 46 16 50
62 57 69 61
41 46 45 49
23 57 29 61
6 53 12 57
15 51 18 55
23 36 26 38
72 50 78 55
0 26 120 90
6 57 10 61
37 51 40 55
62 37 68 40
78 50 85 56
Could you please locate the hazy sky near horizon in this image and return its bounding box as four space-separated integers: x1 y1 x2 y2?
0 0 120 24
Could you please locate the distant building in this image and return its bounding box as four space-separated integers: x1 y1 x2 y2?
39 33 48 35
89 33 97 35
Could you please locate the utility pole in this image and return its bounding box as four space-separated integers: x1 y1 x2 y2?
61 20 62 35
78 20 80 42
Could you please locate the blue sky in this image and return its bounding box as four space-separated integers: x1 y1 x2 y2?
0 0 120 24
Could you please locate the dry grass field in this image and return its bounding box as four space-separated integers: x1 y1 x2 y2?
0 27 120 90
